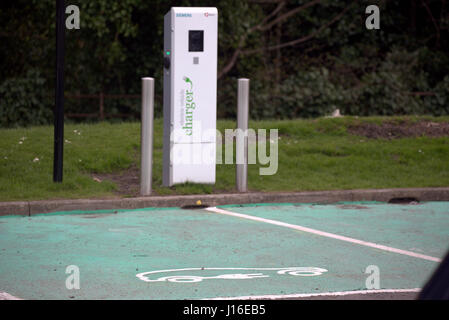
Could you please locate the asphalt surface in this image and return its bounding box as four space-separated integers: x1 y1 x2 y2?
0 201 448 300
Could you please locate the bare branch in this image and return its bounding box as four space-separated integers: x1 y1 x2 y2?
218 1 287 79
421 0 441 45
218 48 242 79
251 1 286 32
259 0 321 31
218 0 322 79
242 1 354 55
247 0 284 3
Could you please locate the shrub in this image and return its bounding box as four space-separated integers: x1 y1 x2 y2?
0 70 52 128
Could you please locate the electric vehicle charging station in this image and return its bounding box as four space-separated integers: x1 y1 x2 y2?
163 7 218 186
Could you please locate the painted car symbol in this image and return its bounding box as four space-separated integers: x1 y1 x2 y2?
136 267 328 283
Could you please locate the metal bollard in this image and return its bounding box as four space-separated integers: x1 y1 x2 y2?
140 77 155 196
236 78 249 192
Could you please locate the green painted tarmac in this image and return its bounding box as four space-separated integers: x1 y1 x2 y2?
0 202 448 300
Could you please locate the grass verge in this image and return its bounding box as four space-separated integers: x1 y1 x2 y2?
1 116 449 201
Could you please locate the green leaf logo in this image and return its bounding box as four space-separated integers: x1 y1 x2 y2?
183 76 193 90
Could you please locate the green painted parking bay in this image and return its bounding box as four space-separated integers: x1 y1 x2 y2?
0 202 448 300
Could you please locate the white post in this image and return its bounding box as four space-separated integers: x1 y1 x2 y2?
236 78 249 192
141 77 154 196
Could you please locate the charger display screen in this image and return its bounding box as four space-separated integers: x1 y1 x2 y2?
189 30 204 52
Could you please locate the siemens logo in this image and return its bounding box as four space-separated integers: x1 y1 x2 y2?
176 13 192 17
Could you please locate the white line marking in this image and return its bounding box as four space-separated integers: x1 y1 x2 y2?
205 207 441 263
205 288 421 300
0 292 22 300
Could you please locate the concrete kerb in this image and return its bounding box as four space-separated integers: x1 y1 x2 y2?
0 187 448 217
0 201 29 216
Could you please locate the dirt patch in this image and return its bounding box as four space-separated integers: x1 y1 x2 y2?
92 166 237 197
93 165 140 197
348 120 449 139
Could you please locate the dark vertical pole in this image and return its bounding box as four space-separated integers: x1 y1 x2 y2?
53 0 65 182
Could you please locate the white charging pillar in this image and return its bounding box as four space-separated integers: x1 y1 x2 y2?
163 7 218 186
